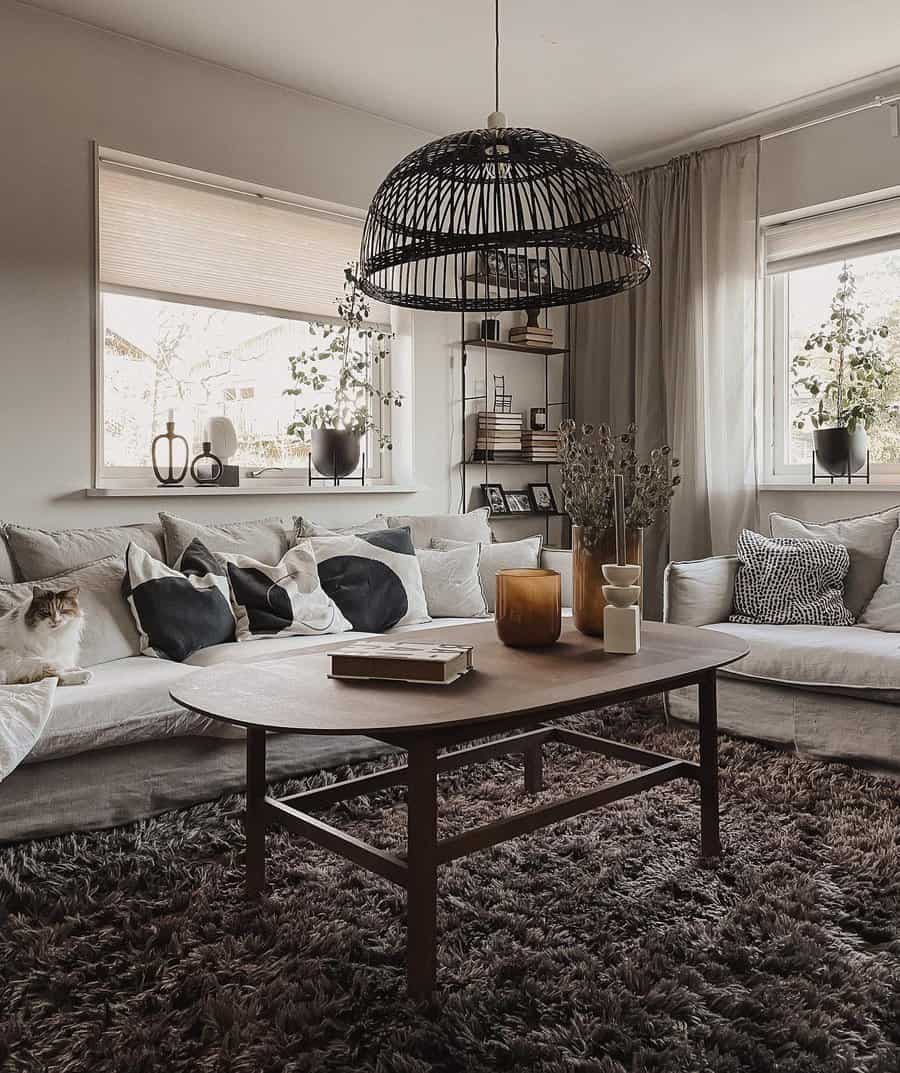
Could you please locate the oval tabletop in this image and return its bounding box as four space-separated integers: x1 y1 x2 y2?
170 620 749 737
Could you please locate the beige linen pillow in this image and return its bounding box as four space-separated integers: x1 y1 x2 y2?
6 522 164 581
432 535 543 611
387 508 493 549
159 512 290 567
415 544 488 618
858 523 900 631
0 525 18 582
0 556 140 667
770 505 900 617
293 515 385 539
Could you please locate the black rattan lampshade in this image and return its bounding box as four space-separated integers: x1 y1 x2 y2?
358 125 650 313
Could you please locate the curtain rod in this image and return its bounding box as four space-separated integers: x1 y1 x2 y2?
761 93 900 141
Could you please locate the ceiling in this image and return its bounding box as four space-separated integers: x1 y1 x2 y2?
24 0 900 162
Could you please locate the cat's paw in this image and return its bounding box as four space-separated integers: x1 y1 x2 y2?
60 669 93 686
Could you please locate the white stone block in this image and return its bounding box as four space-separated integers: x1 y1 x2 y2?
603 604 641 654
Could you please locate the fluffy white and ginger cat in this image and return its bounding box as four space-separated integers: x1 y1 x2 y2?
0 587 93 686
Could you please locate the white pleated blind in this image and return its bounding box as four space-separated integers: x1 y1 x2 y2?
765 197 900 275
99 163 389 323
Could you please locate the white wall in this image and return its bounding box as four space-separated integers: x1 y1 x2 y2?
758 108 900 522
0 0 459 530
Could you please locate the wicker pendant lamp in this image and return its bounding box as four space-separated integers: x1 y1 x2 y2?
358 0 650 313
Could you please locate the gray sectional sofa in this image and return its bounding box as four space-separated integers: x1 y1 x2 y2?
663 505 900 777
0 512 573 843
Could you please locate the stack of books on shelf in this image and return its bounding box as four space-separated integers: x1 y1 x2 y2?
473 411 523 461
508 324 554 348
521 429 560 462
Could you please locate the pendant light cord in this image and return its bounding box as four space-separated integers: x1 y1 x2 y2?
494 0 500 113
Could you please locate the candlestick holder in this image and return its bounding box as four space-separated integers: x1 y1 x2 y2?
601 563 641 653
151 420 189 487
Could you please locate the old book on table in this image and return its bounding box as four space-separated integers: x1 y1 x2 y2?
328 640 475 685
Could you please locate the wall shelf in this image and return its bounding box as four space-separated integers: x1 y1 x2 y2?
463 338 569 356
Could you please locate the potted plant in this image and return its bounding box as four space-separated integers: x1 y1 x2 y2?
558 420 681 636
285 264 401 478
791 263 892 477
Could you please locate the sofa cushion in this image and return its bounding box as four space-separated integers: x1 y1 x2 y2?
432 535 543 611
293 515 384 539
664 555 738 626
223 543 351 638
0 556 140 667
858 522 900 631
124 541 239 661
159 512 290 567
5 522 164 580
386 508 492 549
702 621 900 702
0 526 18 582
308 528 430 632
416 544 489 618
730 529 853 626
770 504 900 616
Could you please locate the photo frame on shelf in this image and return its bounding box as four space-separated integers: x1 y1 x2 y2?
481 482 509 515
528 483 558 514
504 490 532 513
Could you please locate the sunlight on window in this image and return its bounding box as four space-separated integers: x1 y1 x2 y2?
102 293 376 470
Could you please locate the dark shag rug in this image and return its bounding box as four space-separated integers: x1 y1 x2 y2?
2 706 899 1073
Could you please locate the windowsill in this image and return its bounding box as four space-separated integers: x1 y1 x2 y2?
760 482 900 493
85 483 418 498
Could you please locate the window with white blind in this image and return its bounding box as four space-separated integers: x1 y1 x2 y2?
762 196 900 482
96 151 393 484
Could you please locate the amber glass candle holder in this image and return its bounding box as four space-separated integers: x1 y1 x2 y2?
495 569 562 648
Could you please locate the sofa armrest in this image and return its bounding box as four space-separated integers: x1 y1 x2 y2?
663 556 737 626
540 546 573 609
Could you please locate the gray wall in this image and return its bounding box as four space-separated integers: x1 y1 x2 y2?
0 0 457 529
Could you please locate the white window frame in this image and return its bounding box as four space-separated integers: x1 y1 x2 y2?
92 147 397 490
761 203 900 486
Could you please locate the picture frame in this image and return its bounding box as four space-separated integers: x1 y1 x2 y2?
504 490 533 513
528 482 558 514
481 482 509 515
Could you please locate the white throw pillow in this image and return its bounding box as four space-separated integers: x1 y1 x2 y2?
386 509 493 550
416 544 489 618
307 528 430 632
221 543 352 638
432 535 543 611
858 523 900 631
0 556 140 667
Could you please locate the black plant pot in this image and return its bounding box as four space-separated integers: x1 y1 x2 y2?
813 426 868 477
311 428 361 478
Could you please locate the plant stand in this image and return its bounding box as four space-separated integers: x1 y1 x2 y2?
811 450 870 485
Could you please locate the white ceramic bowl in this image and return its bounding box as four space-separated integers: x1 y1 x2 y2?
601 564 641 587
602 584 641 608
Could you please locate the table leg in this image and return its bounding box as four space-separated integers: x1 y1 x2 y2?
406 737 438 997
246 726 267 897
524 741 543 794
698 671 721 858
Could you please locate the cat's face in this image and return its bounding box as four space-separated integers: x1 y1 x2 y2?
25 587 82 631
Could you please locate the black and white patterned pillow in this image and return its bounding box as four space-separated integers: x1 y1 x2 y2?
123 539 240 661
222 543 352 638
308 528 430 632
730 529 854 626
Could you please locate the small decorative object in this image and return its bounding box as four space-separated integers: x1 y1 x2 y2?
530 406 547 430
480 318 501 341
495 568 561 648
527 482 557 513
328 640 474 686
560 421 680 636
482 482 509 514
492 374 513 414
286 263 401 471
190 442 223 486
207 416 240 487
474 410 522 461
792 262 892 479
504 490 532 513
509 307 554 348
602 476 641 653
151 409 189 487
357 0 649 313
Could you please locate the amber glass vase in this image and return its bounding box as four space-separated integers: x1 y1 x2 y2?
495 569 562 648
572 525 643 637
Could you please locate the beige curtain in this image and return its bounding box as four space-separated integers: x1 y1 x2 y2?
572 137 760 619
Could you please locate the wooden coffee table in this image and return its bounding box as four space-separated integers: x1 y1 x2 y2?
171 620 748 996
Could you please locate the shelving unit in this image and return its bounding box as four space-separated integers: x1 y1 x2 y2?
460 308 574 548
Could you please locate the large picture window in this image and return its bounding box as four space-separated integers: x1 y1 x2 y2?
96 153 392 484
763 197 900 482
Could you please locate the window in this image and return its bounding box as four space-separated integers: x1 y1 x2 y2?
96 152 393 484
764 197 900 481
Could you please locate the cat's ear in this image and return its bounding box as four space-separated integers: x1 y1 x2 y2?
59 587 80 601
30 587 49 602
